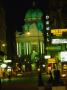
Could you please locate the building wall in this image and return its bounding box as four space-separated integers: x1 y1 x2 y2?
0 7 6 53
0 7 6 42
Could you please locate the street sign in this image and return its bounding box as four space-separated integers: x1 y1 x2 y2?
46 46 61 50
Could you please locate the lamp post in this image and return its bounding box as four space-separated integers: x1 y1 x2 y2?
1 43 6 53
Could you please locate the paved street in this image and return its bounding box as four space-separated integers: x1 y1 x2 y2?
1 83 38 90
0 72 67 90
1 72 48 90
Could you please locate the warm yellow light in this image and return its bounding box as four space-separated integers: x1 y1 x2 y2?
42 64 45 67
26 32 30 35
37 68 40 71
48 58 56 63
2 43 6 47
1 63 7 68
61 74 66 77
51 29 67 36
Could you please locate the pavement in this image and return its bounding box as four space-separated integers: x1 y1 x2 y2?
0 72 67 90
1 83 38 90
0 72 48 90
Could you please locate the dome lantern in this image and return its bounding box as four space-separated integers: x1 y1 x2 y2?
24 9 43 22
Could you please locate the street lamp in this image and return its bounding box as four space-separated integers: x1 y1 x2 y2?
2 43 6 47
1 43 6 53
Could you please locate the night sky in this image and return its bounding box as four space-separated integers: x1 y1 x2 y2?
2 0 67 30
2 0 49 30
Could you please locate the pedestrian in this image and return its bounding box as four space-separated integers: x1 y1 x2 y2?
47 71 53 90
38 71 44 86
8 72 11 83
48 71 53 84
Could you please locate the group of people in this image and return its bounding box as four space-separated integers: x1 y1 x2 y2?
48 69 64 86
38 69 64 89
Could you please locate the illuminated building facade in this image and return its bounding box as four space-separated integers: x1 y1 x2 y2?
16 8 47 71
15 1 67 72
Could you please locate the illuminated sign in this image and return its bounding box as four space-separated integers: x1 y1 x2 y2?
52 39 67 44
48 58 56 63
46 46 61 50
1 63 7 68
4 60 12 63
60 51 67 62
51 29 67 36
44 55 51 59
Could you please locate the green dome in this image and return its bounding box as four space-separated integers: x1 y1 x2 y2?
25 9 43 22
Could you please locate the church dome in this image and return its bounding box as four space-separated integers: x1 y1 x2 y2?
24 9 43 22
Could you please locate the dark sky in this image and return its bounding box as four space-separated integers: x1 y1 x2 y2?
2 0 67 30
2 0 49 30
